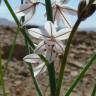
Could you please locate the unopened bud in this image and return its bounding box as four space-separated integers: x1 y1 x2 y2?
78 1 96 21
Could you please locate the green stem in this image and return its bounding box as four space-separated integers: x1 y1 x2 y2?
45 0 56 96
47 63 56 96
4 28 19 73
45 0 53 22
4 0 35 49
65 53 96 96
56 19 81 96
28 64 43 96
91 80 96 96
21 0 25 23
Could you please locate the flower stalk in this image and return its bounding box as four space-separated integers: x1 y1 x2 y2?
56 18 81 96
45 0 56 96
45 0 53 22
91 81 96 96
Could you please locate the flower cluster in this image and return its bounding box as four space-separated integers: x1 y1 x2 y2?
16 0 77 27
15 0 76 77
23 21 71 76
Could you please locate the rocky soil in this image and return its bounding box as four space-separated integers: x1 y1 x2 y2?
0 26 96 96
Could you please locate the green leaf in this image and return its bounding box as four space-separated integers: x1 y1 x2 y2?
4 28 19 72
91 81 96 96
65 53 96 96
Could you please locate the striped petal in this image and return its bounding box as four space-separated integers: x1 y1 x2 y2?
45 50 57 63
34 41 46 54
23 54 41 64
56 0 70 4
15 3 33 16
54 28 71 40
55 40 65 53
28 28 49 39
60 6 77 15
33 63 46 77
45 21 56 36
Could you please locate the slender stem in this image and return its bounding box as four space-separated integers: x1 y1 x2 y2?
56 18 81 96
0 0 2 4
21 0 25 23
47 63 56 96
65 53 96 96
4 28 19 73
45 0 53 22
45 0 56 96
4 0 35 49
28 64 43 96
91 80 96 96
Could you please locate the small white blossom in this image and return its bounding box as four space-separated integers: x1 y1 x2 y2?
51 0 77 28
23 21 71 77
28 21 71 61
23 53 46 77
15 0 44 23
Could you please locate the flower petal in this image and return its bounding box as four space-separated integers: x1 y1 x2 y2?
28 28 49 39
25 0 35 3
45 47 57 63
33 63 46 77
55 40 65 54
45 21 56 36
34 41 46 54
54 28 71 40
59 5 77 15
15 4 33 16
23 54 41 64
56 0 70 4
23 7 36 24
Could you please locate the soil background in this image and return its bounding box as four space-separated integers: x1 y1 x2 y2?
0 26 96 96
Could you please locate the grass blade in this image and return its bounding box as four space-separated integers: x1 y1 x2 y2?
65 53 96 96
91 80 96 96
4 28 19 72
0 45 6 96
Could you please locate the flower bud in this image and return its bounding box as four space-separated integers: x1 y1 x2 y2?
78 1 96 21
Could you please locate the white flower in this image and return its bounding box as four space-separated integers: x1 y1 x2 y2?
23 21 71 77
51 0 77 28
15 0 44 23
23 53 46 77
28 21 71 62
